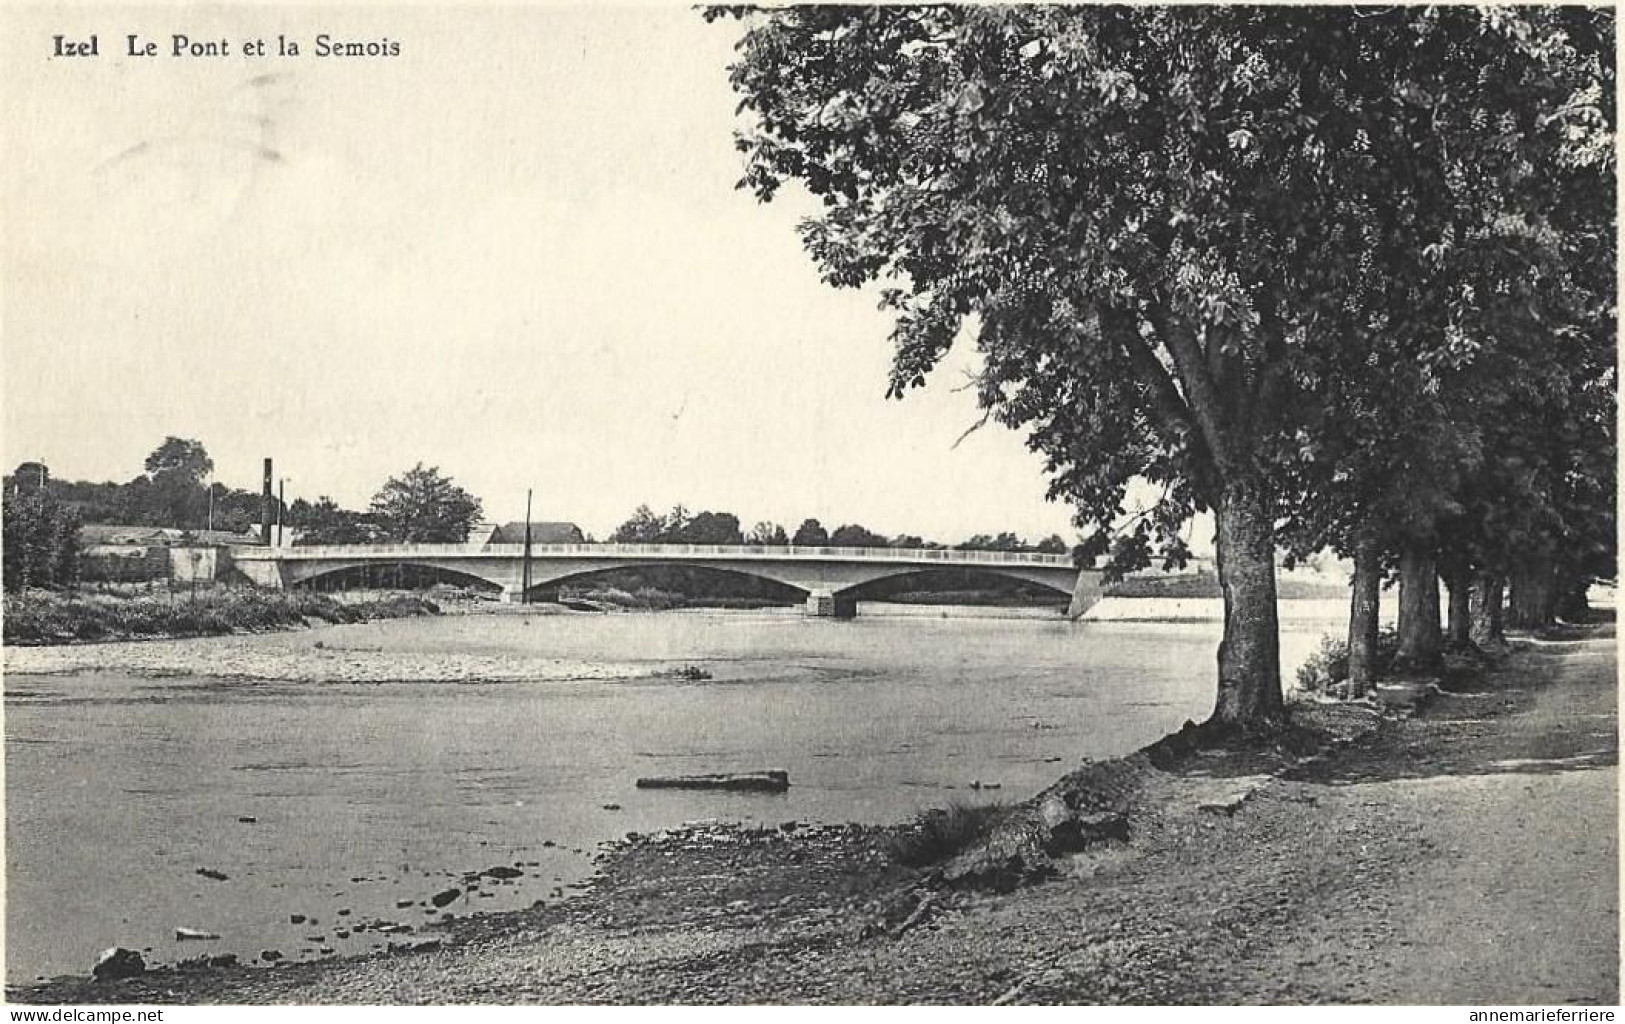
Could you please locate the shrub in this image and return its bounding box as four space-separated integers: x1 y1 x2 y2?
656 664 713 681
1296 628 1401 691
348 595 440 620
3 587 438 644
886 800 1006 868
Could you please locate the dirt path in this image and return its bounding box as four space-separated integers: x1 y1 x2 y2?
15 631 1615 1005
1196 635 1618 1004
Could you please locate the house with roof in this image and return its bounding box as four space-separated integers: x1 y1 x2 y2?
78 524 269 582
484 521 586 546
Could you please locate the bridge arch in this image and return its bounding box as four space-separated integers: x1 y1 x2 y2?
830 566 1073 604
523 562 808 605
230 543 1094 618
289 561 506 595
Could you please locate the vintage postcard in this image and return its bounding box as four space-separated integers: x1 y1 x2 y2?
2 3 1616 1011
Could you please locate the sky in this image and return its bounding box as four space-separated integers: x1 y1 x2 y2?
2 5 1135 545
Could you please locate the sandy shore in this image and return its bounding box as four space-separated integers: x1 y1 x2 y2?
14 626 1615 1005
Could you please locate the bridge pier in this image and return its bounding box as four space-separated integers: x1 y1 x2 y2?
805 590 857 619
499 584 526 604
1066 572 1104 620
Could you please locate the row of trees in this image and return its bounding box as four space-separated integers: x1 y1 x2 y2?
608 503 1070 554
717 5 1616 730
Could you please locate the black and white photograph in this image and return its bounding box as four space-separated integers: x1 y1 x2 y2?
1 2 1617 1009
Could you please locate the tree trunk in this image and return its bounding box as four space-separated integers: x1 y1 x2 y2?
1345 533 1381 698
1558 576 1592 623
1444 563 1473 650
1395 545 1442 675
1507 559 1558 630
1470 572 1506 651
1208 476 1283 729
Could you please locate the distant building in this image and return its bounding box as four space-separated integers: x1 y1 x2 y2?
486 521 586 546
83 525 266 548
78 524 264 583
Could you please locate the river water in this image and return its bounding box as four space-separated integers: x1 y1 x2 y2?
5 604 1341 982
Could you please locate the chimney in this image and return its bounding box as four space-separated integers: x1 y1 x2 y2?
261 458 274 545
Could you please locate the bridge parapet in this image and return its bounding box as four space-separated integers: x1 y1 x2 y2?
233 542 1077 570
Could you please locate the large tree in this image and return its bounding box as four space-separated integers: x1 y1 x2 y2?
830 523 890 548
369 464 483 543
134 437 216 528
670 510 746 545
143 437 213 486
791 518 830 546
610 504 667 543
715 5 1612 731
747 520 791 546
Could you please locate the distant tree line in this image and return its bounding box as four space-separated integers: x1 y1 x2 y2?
7 439 265 534
4 440 487 591
607 503 1071 555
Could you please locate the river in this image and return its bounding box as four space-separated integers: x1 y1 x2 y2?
4 603 1343 983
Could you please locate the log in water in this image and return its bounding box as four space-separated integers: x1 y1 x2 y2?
636 769 790 793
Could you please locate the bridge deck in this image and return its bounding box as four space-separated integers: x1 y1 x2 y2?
232 542 1076 569
226 543 1097 619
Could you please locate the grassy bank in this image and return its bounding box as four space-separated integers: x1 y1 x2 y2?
2 589 439 645
1104 573 1347 600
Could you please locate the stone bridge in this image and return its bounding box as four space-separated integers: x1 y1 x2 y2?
229 543 1102 618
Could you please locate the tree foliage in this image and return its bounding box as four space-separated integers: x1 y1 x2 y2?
609 504 667 543
830 523 890 548
291 497 385 546
8 441 272 532
748 520 792 545
369 464 483 544
791 518 830 546
712 4 1614 726
3 487 80 592
144 437 214 486
670 510 746 545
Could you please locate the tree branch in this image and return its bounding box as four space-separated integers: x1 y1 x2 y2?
1147 308 1236 472
1100 307 1198 444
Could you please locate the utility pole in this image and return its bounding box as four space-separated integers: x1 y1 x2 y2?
521 488 533 605
277 478 285 547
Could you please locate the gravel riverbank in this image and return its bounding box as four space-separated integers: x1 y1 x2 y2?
13 626 1614 1004
1 617 658 684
